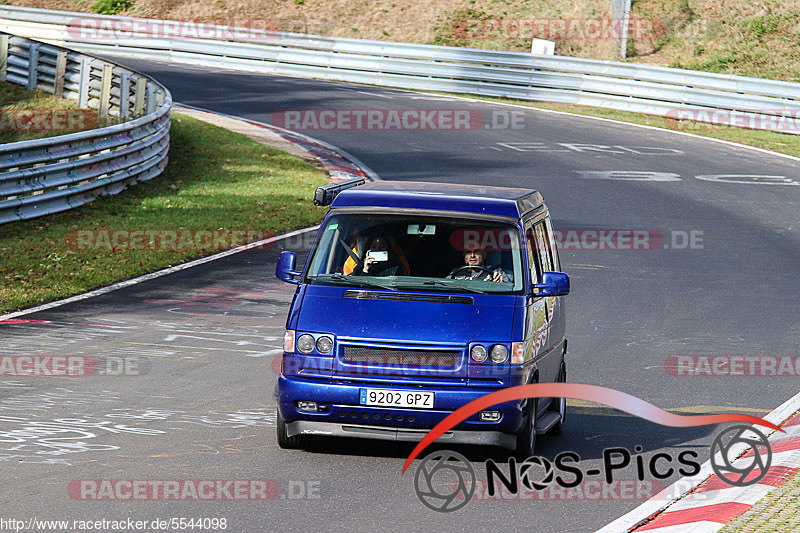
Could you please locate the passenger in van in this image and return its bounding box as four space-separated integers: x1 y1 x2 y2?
357 235 409 277
447 247 511 283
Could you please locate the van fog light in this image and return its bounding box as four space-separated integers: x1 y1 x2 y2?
297 401 318 412
479 410 502 422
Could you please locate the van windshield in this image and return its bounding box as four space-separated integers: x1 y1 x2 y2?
305 213 524 294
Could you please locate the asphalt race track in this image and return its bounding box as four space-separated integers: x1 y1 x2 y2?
1 58 799 532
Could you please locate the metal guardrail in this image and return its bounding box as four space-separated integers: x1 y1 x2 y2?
2 5 799 137
0 32 171 225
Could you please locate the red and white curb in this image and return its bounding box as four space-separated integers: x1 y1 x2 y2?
245 120 376 182
598 393 800 532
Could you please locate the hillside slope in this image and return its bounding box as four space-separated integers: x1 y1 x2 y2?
5 0 800 81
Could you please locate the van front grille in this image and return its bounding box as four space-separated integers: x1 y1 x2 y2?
341 346 459 367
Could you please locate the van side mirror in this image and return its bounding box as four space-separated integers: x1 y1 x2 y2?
533 272 570 296
276 251 300 284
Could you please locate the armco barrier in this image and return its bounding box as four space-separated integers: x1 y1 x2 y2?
0 32 171 225
1 5 799 133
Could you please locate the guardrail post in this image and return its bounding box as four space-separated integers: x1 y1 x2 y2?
119 71 130 118
133 77 146 116
99 63 112 116
27 42 40 90
0 35 8 82
146 83 156 114
53 50 67 97
78 57 90 107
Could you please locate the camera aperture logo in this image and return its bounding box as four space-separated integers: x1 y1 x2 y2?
711 425 772 487
414 451 475 512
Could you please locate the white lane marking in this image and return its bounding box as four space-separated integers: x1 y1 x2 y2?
634 521 723 533
129 342 278 354
696 174 800 186
488 142 685 154
558 143 684 155
245 349 284 358
161 334 268 346
355 90 394 99
576 170 682 182
410 90 800 164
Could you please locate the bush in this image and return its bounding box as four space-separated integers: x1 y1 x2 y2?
91 0 133 15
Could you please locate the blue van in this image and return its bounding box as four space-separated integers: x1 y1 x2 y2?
275 179 570 457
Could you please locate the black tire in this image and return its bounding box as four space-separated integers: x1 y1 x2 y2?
277 408 304 450
549 363 567 435
514 397 537 460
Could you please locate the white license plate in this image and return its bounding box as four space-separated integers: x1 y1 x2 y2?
359 388 434 409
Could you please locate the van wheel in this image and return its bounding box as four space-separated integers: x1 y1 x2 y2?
515 397 537 460
277 408 304 449
549 363 567 435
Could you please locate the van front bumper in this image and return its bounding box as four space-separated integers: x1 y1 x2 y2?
278 375 527 445
286 420 516 449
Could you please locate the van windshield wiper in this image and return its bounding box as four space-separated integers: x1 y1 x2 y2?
395 280 487 294
311 274 398 291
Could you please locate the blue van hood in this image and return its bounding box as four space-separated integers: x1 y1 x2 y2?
296 285 516 343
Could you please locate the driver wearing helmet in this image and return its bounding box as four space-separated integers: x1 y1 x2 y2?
447 247 511 283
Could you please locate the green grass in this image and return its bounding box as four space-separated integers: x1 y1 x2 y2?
0 112 329 313
0 81 110 143
90 0 132 15
720 460 800 531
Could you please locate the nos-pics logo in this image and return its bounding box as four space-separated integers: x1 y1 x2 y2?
413 424 773 512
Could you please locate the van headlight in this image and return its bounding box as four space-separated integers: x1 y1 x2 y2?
297 334 315 354
316 335 333 354
490 344 509 364
470 345 488 362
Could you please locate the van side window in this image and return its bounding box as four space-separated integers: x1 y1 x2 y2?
525 223 541 284
534 222 553 274
543 216 560 271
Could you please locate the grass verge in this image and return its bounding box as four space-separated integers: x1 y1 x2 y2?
0 112 329 314
0 81 122 143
